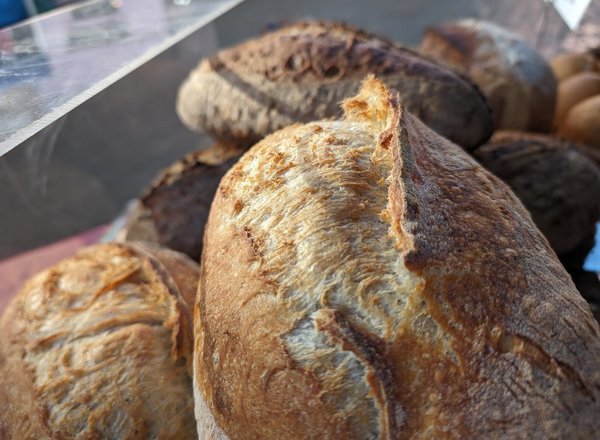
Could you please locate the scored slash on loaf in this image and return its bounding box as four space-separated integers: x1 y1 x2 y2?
194 76 600 439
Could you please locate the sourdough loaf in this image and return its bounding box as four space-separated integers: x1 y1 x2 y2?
0 242 199 439
120 145 242 261
195 77 600 439
420 19 557 133
472 131 600 255
177 21 492 150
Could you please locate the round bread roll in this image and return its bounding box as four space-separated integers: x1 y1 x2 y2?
0 242 199 439
195 77 600 439
472 131 600 255
119 145 242 261
177 20 493 150
420 19 557 133
550 52 599 82
558 95 600 150
554 72 600 129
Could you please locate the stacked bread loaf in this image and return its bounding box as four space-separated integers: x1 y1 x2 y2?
2 18 600 440
194 77 600 438
176 21 493 151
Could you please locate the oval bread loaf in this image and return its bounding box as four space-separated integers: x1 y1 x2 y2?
0 242 199 439
472 131 600 255
119 145 242 261
194 77 600 439
177 21 493 150
420 19 557 133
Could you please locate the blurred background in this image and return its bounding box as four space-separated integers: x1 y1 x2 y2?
0 0 598 258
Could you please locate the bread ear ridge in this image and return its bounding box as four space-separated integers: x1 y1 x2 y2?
342 75 416 255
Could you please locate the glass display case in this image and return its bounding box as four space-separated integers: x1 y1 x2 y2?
1 0 599 310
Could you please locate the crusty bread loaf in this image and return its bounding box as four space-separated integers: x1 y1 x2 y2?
0 242 199 439
420 19 557 133
195 77 600 439
119 145 242 261
472 131 600 255
177 21 492 150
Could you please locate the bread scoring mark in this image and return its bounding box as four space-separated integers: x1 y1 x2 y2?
490 327 593 399
282 311 384 439
208 57 317 123
230 119 421 339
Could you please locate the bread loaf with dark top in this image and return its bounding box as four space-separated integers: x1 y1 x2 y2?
177 21 493 150
120 145 242 261
194 77 600 439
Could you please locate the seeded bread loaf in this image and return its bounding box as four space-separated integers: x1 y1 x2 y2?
194 77 600 439
177 21 493 150
120 145 242 261
472 131 600 255
0 242 199 439
420 19 557 133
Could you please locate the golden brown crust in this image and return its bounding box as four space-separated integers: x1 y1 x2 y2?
550 52 600 82
177 20 492 150
0 242 199 439
195 77 600 439
558 95 600 150
120 145 243 261
420 19 557 133
472 131 600 255
554 72 600 129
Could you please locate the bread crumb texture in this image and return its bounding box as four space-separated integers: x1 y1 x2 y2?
0 243 198 440
196 77 600 439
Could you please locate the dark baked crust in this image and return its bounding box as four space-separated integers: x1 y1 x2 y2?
472 131 600 255
0 242 199 439
177 20 493 150
196 77 600 439
121 145 243 261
